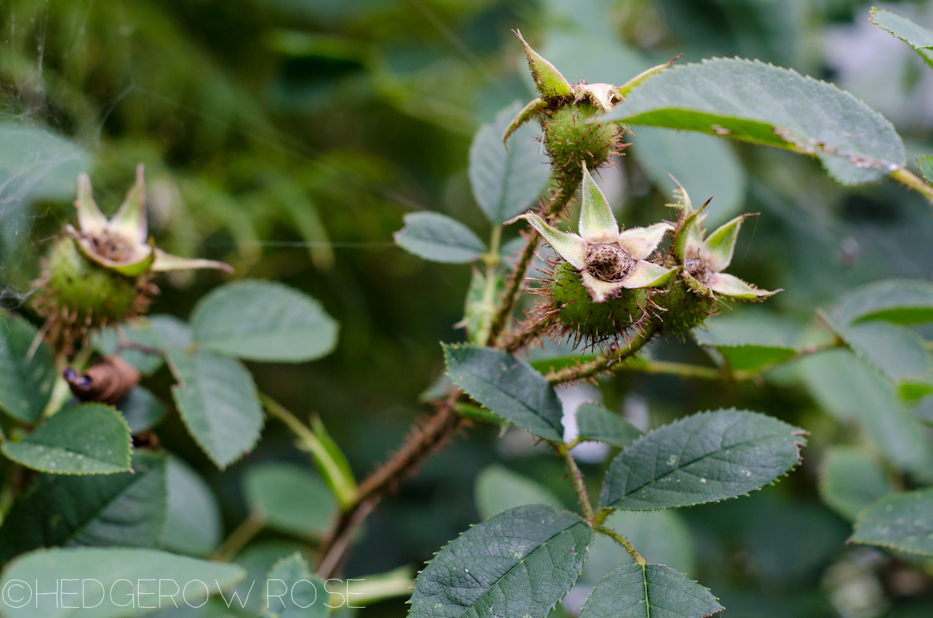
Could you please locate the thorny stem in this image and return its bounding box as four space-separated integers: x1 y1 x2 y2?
891 167 933 207
212 513 265 562
556 443 594 521
475 226 503 347
488 178 581 346
547 325 657 385
593 523 647 566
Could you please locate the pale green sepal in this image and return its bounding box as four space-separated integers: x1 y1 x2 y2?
507 213 585 269
513 29 573 101
618 222 673 261
75 173 108 234
503 98 548 145
702 214 749 272
108 163 148 244
575 83 620 112
581 271 625 303
579 164 618 242
67 225 156 276
622 261 677 289
151 248 235 273
707 272 778 300
617 56 680 98
673 208 704 263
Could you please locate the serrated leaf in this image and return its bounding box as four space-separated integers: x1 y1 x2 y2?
575 403 643 449
870 8 933 70
829 318 932 387
469 102 551 224
0 122 90 204
0 452 167 564
578 564 722 618
169 347 264 469
443 344 564 442
693 314 798 372
94 322 165 376
0 312 57 424
244 463 337 539
919 155 933 185
395 212 486 263
631 127 746 225
0 547 244 618
409 505 592 618
600 410 804 510
851 489 933 556
474 464 563 519
818 447 893 522
191 280 338 363
834 279 933 325
116 386 166 434
1 403 132 474
798 350 933 478
161 456 222 558
229 542 314 615
263 553 327 618
601 58 905 185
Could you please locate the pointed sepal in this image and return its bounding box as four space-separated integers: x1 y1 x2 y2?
507 213 586 269
703 214 751 273
618 222 673 261
503 98 548 144
75 174 108 234
579 164 618 242
617 55 681 98
622 261 677 289
108 163 148 244
151 248 234 273
707 272 779 300
513 30 573 101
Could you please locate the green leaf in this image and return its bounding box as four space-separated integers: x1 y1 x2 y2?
409 505 592 618
600 410 805 510
797 350 933 478
631 127 746 225
94 322 165 376
575 403 643 449
443 344 565 442
0 312 57 424
693 314 798 372
474 464 563 519
578 564 722 618
229 542 313 615
919 155 933 185
394 212 486 263
244 463 338 539
263 553 327 618
829 319 932 388
870 8 933 70
191 280 339 363
834 279 933 325
0 547 245 618
818 447 893 522
851 489 933 556
161 456 222 558
601 58 905 185
0 122 90 204
116 387 167 434
469 102 551 224
0 452 167 564
169 347 264 469
582 511 696 584
1 403 132 474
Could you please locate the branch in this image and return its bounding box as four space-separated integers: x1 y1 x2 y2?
891 167 933 207
555 443 594 521
593 522 646 566
547 325 657 385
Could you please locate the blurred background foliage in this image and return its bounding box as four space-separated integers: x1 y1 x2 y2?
2 0 933 616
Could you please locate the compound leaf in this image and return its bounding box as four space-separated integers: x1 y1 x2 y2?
474 464 563 519
192 280 338 363
409 505 592 618
116 387 166 434
443 344 564 442
575 403 643 449
870 8 933 70
0 312 57 424
395 212 487 263
161 456 222 558
851 489 933 556
834 279 933 325
469 102 551 224
263 553 327 618
169 347 264 469
578 564 722 618
1 404 131 475
818 447 892 522
600 410 805 510
602 58 905 185
693 314 798 372
244 463 337 539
